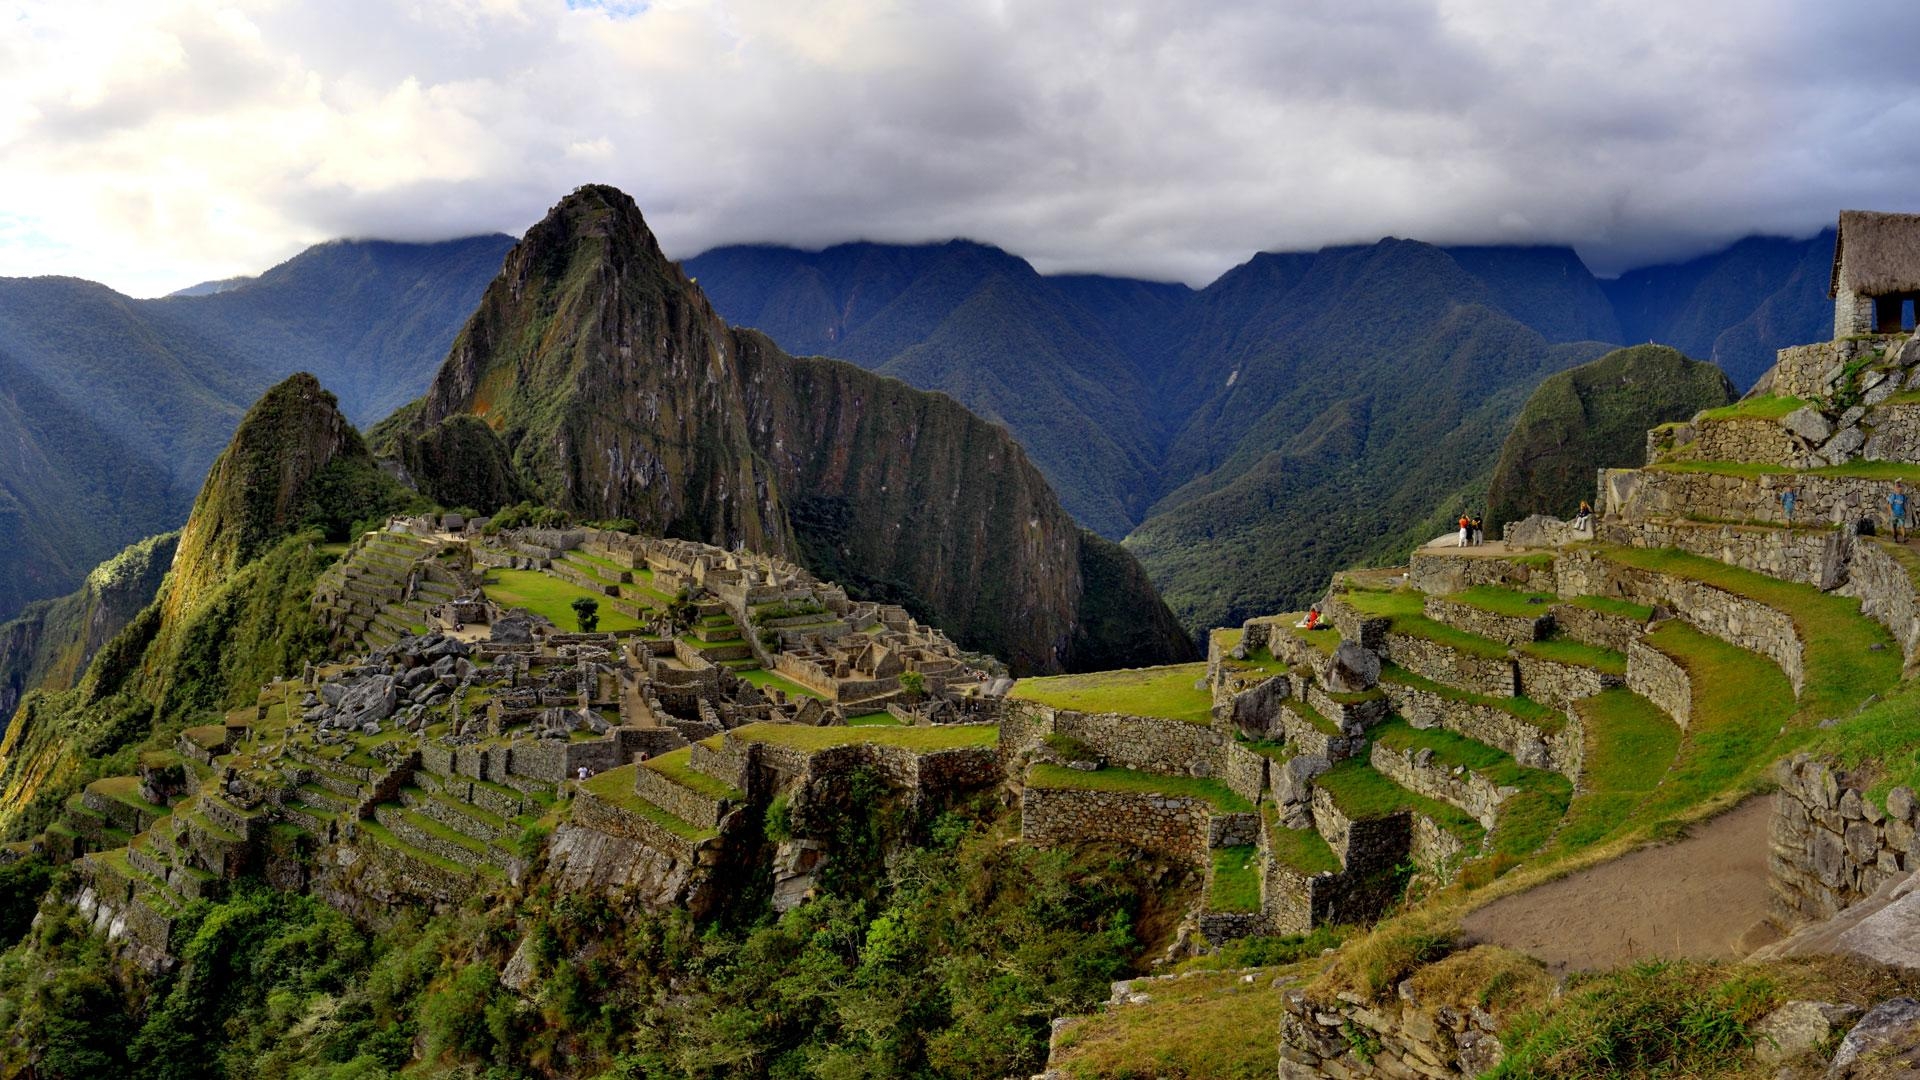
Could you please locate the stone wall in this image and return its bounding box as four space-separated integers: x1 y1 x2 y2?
1599 518 1851 591
1515 654 1622 712
1664 416 1816 468
1772 338 1888 399
1550 602 1644 652
1021 786 1210 862
1047 709 1229 777
1626 639 1692 728
1840 537 1920 667
1861 402 1920 463
1771 755 1918 923
1278 978 1509 1079
1383 634 1517 697
1603 467 1896 536
1422 596 1549 646
1310 786 1408 876
1370 742 1507 831
1382 680 1581 778
1219 742 1271 807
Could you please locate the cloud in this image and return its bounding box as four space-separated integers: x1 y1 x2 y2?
1 0 1915 296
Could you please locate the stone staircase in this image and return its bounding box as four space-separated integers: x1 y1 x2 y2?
312 532 466 653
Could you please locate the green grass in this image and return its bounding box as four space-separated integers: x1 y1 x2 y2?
1268 818 1340 875
1600 545 1901 724
357 821 474 876
1010 662 1214 723
1810 680 1920 806
1553 689 1683 851
729 722 998 752
1566 595 1655 622
643 747 744 801
568 550 634 576
1450 586 1557 619
845 711 902 727
484 568 647 632
1635 621 1795 823
1342 587 1511 660
1237 736 1295 766
577 766 715 842
1207 846 1261 912
1695 394 1806 421
1378 665 1565 734
1516 637 1627 675
1372 718 1572 857
87 776 171 818
1046 969 1283 1080
1313 758 1485 844
1281 697 1341 737
1025 764 1253 814
735 668 829 701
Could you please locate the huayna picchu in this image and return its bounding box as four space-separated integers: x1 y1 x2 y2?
15 205 1920 1080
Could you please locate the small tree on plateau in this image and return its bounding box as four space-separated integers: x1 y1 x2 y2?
571 596 600 633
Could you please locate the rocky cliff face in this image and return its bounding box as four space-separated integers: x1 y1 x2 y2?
387 185 1192 673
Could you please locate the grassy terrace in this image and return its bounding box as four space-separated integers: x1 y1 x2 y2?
1449 586 1556 618
1812 680 1920 804
1267 809 1340 875
1341 587 1510 660
578 765 714 842
357 820 473 876
1516 636 1627 675
1010 662 1213 723
1599 545 1901 723
87 776 170 818
727 722 997 752
1208 845 1261 912
1695 394 1806 421
1314 757 1484 845
1282 697 1341 737
484 568 648 632
1555 689 1683 850
1025 764 1253 814
845 711 902 727
643 747 744 801
1373 719 1571 857
736 668 827 701
1378 665 1565 734
1636 621 1793 824
1566 594 1655 622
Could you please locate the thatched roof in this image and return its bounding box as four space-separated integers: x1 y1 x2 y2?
1830 210 1920 297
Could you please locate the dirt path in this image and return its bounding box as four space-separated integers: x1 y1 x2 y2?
1460 797 1781 974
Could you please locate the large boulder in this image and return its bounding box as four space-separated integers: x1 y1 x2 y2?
1783 405 1835 443
1752 1001 1861 1066
1322 641 1380 693
1829 998 1920 1078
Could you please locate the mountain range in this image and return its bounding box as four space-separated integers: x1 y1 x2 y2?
0 210 1838 641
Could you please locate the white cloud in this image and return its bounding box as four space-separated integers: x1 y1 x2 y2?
0 0 1915 296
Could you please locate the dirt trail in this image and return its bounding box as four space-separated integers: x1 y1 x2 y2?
1460 797 1780 974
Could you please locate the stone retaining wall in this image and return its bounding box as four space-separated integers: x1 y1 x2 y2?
1384 633 1517 697
1220 743 1271 807
1665 415 1815 468
634 767 728 829
1047 709 1228 777
1278 983 1507 1079
1310 786 1408 876
1382 681 1581 778
1771 755 1919 923
1370 742 1507 831
1550 602 1644 652
1515 653 1622 711
1626 639 1692 728
1407 550 1555 597
1840 537 1920 668
1423 596 1550 645
1603 467 1896 535
1600 518 1852 591
1020 786 1210 861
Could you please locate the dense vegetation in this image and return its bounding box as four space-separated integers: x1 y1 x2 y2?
1485 345 1735 530
0 790 1180 1079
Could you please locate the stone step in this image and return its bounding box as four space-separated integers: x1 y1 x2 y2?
372 805 491 869
1377 665 1579 779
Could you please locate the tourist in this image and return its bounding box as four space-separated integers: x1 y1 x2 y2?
1296 605 1322 630
1890 483 1910 542
1780 487 1798 523
1458 513 1471 547
577 765 590 782
1470 515 1484 546
1575 500 1593 530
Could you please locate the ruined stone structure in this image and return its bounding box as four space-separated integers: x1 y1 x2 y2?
1832 210 1920 338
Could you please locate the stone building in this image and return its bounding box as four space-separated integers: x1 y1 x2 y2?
1831 210 1920 337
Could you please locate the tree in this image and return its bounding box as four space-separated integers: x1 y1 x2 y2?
570 597 600 633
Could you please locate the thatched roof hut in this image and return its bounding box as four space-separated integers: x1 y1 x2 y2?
1829 210 1920 299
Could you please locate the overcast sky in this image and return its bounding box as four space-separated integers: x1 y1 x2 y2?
3 0 1917 297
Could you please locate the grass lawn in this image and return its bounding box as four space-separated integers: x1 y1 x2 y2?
1208 846 1261 912
1046 969 1284 1080
1282 697 1341 737
1600 545 1901 723
578 765 715 842
568 550 634 576
1517 637 1627 675
484 568 647 632
1695 395 1806 422
1370 719 1573 857
1011 663 1214 723
1313 758 1484 845
1811 680 1920 805
728 722 997 752
1025 763 1253 814
1650 459 1920 484
1554 689 1683 851
644 747 743 801
1634 620 1794 823
1450 586 1557 619
88 775 171 817
736 668 828 701
1342 588 1510 660
1268 815 1341 875
845 712 902 727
